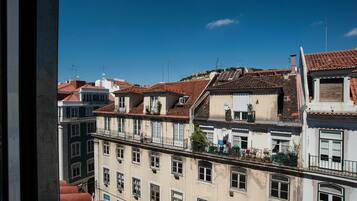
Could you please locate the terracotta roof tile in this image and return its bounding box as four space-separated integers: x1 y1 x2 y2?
305 49 357 71
114 85 148 94
59 181 91 201
113 80 133 88
62 93 80 101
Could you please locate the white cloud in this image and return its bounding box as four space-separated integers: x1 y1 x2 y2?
345 28 357 37
206 18 238 29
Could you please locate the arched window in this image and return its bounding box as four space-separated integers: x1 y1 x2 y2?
318 183 344 201
198 160 212 182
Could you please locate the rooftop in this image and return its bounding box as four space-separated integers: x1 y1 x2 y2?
304 49 357 71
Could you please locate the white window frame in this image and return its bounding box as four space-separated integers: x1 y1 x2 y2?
150 96 158 112
71 142 81 158
233 111 248 121
103 141 110 156
132 148 140 164
172 157 183 176
152 121 162 143
104 117 111 131
132 177 141 198
171 190 183 201
118 117 125 133
198 161 212 183
271 138 290 154
319 130 343 164
230 167 246 191
270 174 290 200
87 122 95 134
133 119 142 136
150 183 160 201
173 123 184 147
318 183 344 201
71 162 81 179
87 140 94 154
70 123 80 137
231 133 248 149
150 153 160 169
116 144 124 160
70 107 79 118
119 96 125 108
103 167 110 186
87 158 94 174
117 172 124 191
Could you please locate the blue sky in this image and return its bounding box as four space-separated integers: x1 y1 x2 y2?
59 0 357 84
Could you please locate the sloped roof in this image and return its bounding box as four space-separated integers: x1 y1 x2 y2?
59 180 91 201
305 49 357 71
62 93 80 101
113 80 133 88
113 85 148 94
207 75 281 92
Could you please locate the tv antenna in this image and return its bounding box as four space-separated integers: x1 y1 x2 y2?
324 19 328 51
215 57 219 70
70 64 79 80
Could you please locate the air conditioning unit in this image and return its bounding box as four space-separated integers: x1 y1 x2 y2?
173 173 180 180
152 168 157 174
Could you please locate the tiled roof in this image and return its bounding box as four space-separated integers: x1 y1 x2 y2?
304 49 357 71
113 80 133 88
308 111 357 117
216 70 242 81
113 85 148 94
195 73 299 122
351 78 357 104
62 93 80 101
207 75 281 92
78 83 104 90
60 180 91 201
96 80 209 118
246 69 291 76
58 80 86 92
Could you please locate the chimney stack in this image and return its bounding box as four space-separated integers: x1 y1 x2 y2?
290 54 297 74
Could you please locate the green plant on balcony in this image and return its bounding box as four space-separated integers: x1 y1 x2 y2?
225 109 232 121
272 151 298 167
191 125 207 152
145 106 150 114
156 101 162 114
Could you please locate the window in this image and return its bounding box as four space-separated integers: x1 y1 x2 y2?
70 124 80 137
71 162 81 179
71 142 81 158
132 148 140 164
87 140 94 153
320 130 342 164
318 183 344 201
198 161 212 182
70 107 79 118
272 139 290 153
233 111 248 120
151 153 160 169
232 135 248 149
133 119 142 136
231 167 246 190
270 175 289 200
150 183 160 201
103 167 110 186
171 190 183 201
172 157 183 175
117 172 124 190
87 122 96 133
119 96 125 108
104 117 111 131
150 96 158 112
103 193 110 201
86 106 93 116
203 131 214 143
197 199 207 201
117 117 125 133
103 141 110 155
87 159 94 174
152 121 162 143
116 144 124 160
132 178 141 197
319 78 343 102
173 123 184 147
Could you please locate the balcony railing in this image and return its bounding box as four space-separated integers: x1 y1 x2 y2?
308 154 357 177
96 129 188 149
191 143 298 167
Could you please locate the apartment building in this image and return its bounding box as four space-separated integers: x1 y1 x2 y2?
91 58 308 201
300 48 357 201
58 80 110 193
95 77 133 95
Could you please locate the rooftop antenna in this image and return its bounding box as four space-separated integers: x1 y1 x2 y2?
167 60 171 82
324 19 328 51
70 64 79 80
101 66 106 79
215 57 219 70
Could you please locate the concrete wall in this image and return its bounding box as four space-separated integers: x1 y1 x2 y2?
209 94 279 121
95 141 302 201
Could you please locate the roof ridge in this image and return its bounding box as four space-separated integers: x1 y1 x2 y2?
305 48 357 56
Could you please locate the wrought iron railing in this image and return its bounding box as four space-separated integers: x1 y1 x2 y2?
191 142 298 167
308 154 357 177
96 129 188 149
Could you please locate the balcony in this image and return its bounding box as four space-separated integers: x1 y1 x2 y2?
96 129 188 149
308 154 357 178
191 143 298 167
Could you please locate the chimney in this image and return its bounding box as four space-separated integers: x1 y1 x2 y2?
290 54 297 74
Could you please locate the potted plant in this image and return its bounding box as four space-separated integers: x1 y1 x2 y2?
225 108 232 121
145 106 150 114
190 125 207 152
156 101 162 115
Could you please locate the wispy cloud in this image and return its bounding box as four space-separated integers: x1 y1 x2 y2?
206 18 238 29
311 20 324 26
345 28 357 37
